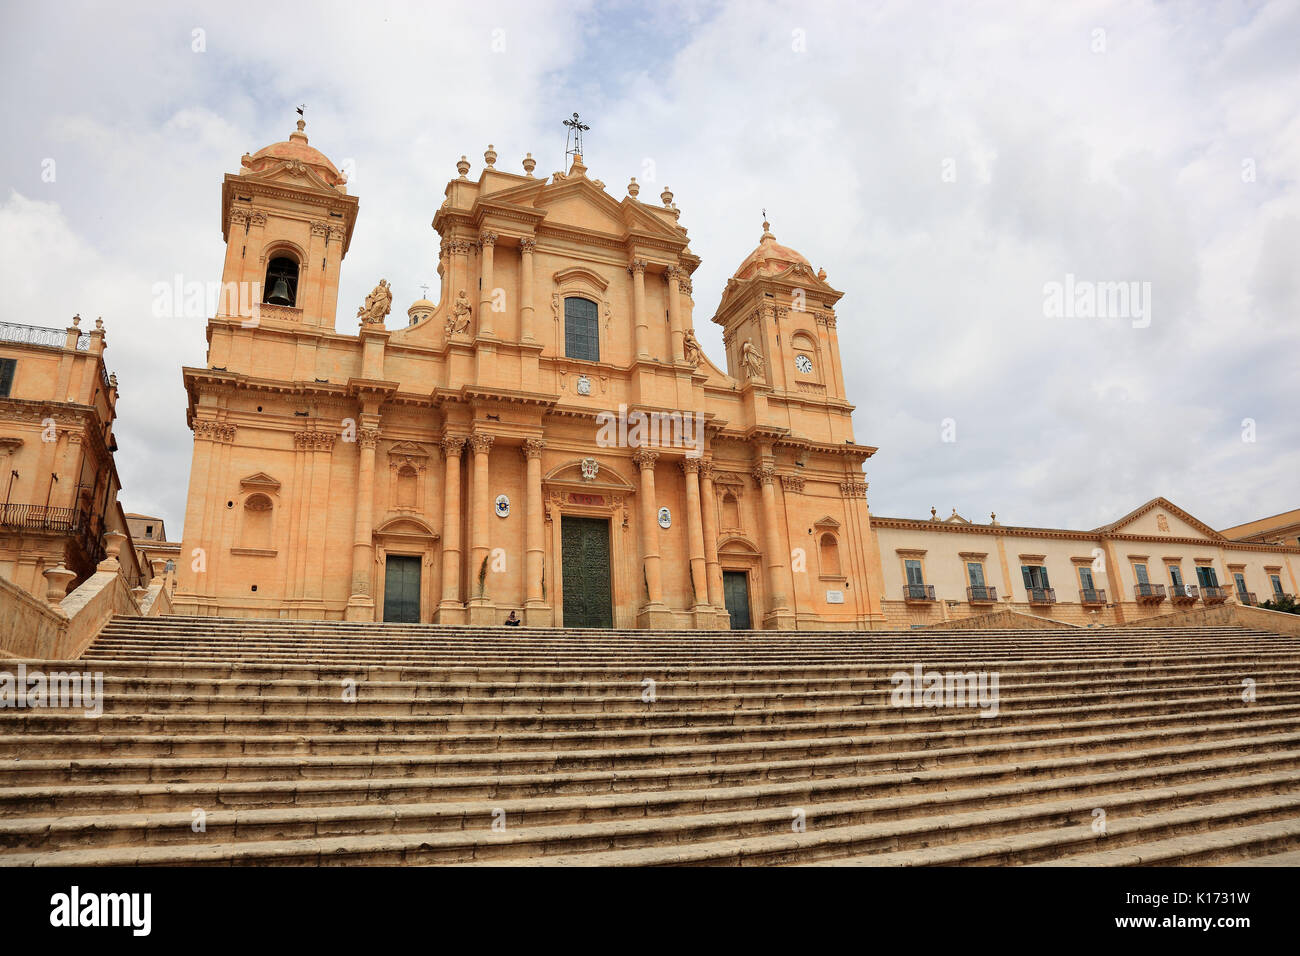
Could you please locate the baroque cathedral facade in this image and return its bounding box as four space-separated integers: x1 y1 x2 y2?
175 120 881 628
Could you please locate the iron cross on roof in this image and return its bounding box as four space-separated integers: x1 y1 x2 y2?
563 112 590 161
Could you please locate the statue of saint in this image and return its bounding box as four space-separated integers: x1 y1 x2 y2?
357 279 393 325
446 289 473 336
682 328 702 368
741 337 764 380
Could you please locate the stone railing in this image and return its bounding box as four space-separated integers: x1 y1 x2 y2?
0 576 68 658
1111 602 1300 638
0 530 173 660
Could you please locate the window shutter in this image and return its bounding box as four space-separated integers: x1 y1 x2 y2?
1021 566 1032 590
0 358 15 397
1041 567 1050 588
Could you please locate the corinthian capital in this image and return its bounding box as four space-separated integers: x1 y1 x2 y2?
440 435 466 457
519 237 537 255
632 449 659 470
478 231 498 248
627 259 647 276
752 463 776 486
470 433 495 454
521 438 546 460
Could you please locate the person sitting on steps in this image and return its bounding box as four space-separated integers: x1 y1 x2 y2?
504 610 521 627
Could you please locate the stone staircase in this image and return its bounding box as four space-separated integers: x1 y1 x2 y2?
2 616 1299 866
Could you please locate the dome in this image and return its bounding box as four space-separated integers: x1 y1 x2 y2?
732 220 811 280
241 119 346 187
406 298 436 326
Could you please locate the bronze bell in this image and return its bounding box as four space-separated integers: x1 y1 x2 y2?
266 277 292 306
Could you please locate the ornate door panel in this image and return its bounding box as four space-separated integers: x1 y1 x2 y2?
561 516 613 628
383 555 421 623
723 570 752 630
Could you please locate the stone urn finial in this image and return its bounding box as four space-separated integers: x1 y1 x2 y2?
44 565 77 608
72 314 81 327
98 530 128 571
522 153 536 176
628 177 639 197
484 144 497 167
456 155 470 178
660 186 674 207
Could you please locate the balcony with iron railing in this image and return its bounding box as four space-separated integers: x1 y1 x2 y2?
1026 587 1056 606
1079 587 1107 606
1202 585 1229 604
903 584 936 604
1236 591 1257 607
1134 582 1167 603
1169 584 1199 603
0 320 89 351
0 503 103 563
966 585 997 604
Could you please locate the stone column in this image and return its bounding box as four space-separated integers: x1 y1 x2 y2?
754 460 795 629
681 457 710 619
633 449 666 620
478 232 497 337
699 459 723 609
629 259 648 358
468 432 495 622
523 439 546 622
437 436 465 622
665 266 685 363
345 424 380 620
519 238 536 342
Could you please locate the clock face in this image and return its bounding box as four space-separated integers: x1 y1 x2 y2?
795 354 813 374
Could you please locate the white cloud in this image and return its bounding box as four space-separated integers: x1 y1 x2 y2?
0 0 1296 537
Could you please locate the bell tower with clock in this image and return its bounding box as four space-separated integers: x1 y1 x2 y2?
711 218 849 405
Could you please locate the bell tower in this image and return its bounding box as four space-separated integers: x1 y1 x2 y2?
217 117 359 330
712 218 848 403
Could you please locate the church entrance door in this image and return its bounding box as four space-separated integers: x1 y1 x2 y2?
382 555 421 623
561 515 613 628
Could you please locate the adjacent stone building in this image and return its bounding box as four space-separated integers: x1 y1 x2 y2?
0 317 145 599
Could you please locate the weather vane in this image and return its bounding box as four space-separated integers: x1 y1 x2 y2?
297 104 305 118
563 112 590 164
420 284 430 299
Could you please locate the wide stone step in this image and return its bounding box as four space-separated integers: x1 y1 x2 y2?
62 654 1300 684
33 664 1300 704
2 697 1290 758
53 675 1300 718
9 776 1299 866
6 729 1294 817
491 789 1300 868
6 747 1299 854
4 709 1296 781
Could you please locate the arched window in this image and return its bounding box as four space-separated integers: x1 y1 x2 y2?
564 296 599 361
242 494 273 550
264 256 299 307
819 532 841 577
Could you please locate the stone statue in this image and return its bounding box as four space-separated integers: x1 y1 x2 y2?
682 328 702 368
446 289 473 336
741 337 764 380
357 279 392 325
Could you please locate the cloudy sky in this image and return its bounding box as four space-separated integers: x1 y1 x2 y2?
1 0 1296 538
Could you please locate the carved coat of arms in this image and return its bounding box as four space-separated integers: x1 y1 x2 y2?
580 457 599 481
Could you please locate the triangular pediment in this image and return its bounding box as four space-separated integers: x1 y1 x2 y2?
239 472 281 491
814 516 841 530
243 160 339 193
1096 497 1226 541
